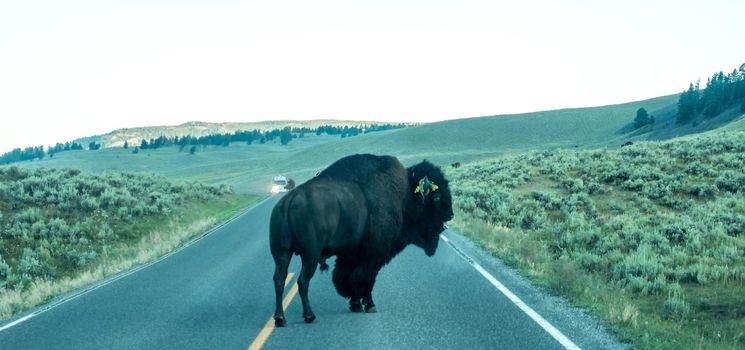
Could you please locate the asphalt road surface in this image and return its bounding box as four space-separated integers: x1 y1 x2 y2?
0 195 626 349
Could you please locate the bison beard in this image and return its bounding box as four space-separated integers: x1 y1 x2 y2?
269 154 453 326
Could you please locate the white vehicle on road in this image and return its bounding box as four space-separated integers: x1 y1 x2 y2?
271 176 289 194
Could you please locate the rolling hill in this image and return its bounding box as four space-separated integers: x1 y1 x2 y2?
17 94 680 194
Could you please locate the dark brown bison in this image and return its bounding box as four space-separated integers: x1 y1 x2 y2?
451 162 461 168
621 141 634 147
269 154 453 326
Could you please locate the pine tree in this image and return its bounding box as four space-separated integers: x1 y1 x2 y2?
677 83 699 124
634 108 650 128
280 127 292 145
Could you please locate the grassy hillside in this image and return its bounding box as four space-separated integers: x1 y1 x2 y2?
705 112 745 133
622 103 745 142
21 134 343 194
447 131 745 349
19 94 678 194
0 166 260 320
75 120 399 148
287 94 679 166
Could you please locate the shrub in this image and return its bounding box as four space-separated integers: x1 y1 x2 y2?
449 131 745 303
18 248 51 280
0 254 10 281
688 183 718 197
662 284 690 320
0 167 233 292
715 171 745 193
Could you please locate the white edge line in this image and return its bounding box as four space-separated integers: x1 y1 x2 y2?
440 234 582 350
0 315 32 332
0 195 276 332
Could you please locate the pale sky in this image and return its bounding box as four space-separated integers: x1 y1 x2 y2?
1 0 743 153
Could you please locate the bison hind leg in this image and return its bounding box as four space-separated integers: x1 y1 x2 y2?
272 250 292 327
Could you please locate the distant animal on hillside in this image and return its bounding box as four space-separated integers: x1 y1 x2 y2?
621 141 634 147
451 162 461 168
269 154 453 326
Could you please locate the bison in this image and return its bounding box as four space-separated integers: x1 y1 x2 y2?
269 154 453 326
451 162 461 168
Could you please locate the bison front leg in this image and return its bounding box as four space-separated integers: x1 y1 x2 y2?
349 297 363 313
298 255 319 323
352 263 381 313
362 292 377 313
331 257 363 312
272 251 291 327
361 272 378 313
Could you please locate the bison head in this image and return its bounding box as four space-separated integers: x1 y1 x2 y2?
407 160 454 256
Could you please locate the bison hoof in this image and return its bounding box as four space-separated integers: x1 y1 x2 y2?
274 316 287 327
364 305 377 313
304 314 316 323
349 303 363 313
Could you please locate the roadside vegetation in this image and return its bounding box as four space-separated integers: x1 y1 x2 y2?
448 131 745 349
0 166 260 320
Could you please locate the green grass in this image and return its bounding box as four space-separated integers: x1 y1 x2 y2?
21 134 341 194
447 131 745 349
704 112 745 133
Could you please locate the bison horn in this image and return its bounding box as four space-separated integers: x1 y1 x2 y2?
415 176 438 200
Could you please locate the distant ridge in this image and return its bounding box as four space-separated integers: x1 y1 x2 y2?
74 119 410 148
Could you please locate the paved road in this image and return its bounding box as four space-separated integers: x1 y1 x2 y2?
0 195 624 349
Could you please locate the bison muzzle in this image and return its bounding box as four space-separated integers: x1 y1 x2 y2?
269 154 453 326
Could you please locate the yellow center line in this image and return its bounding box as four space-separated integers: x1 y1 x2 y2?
247 273 299 350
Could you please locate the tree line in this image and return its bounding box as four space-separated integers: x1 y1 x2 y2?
677 63 745 124
1 123 407 164
130 123 407 153
1 142 86 165
631 63 745 129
